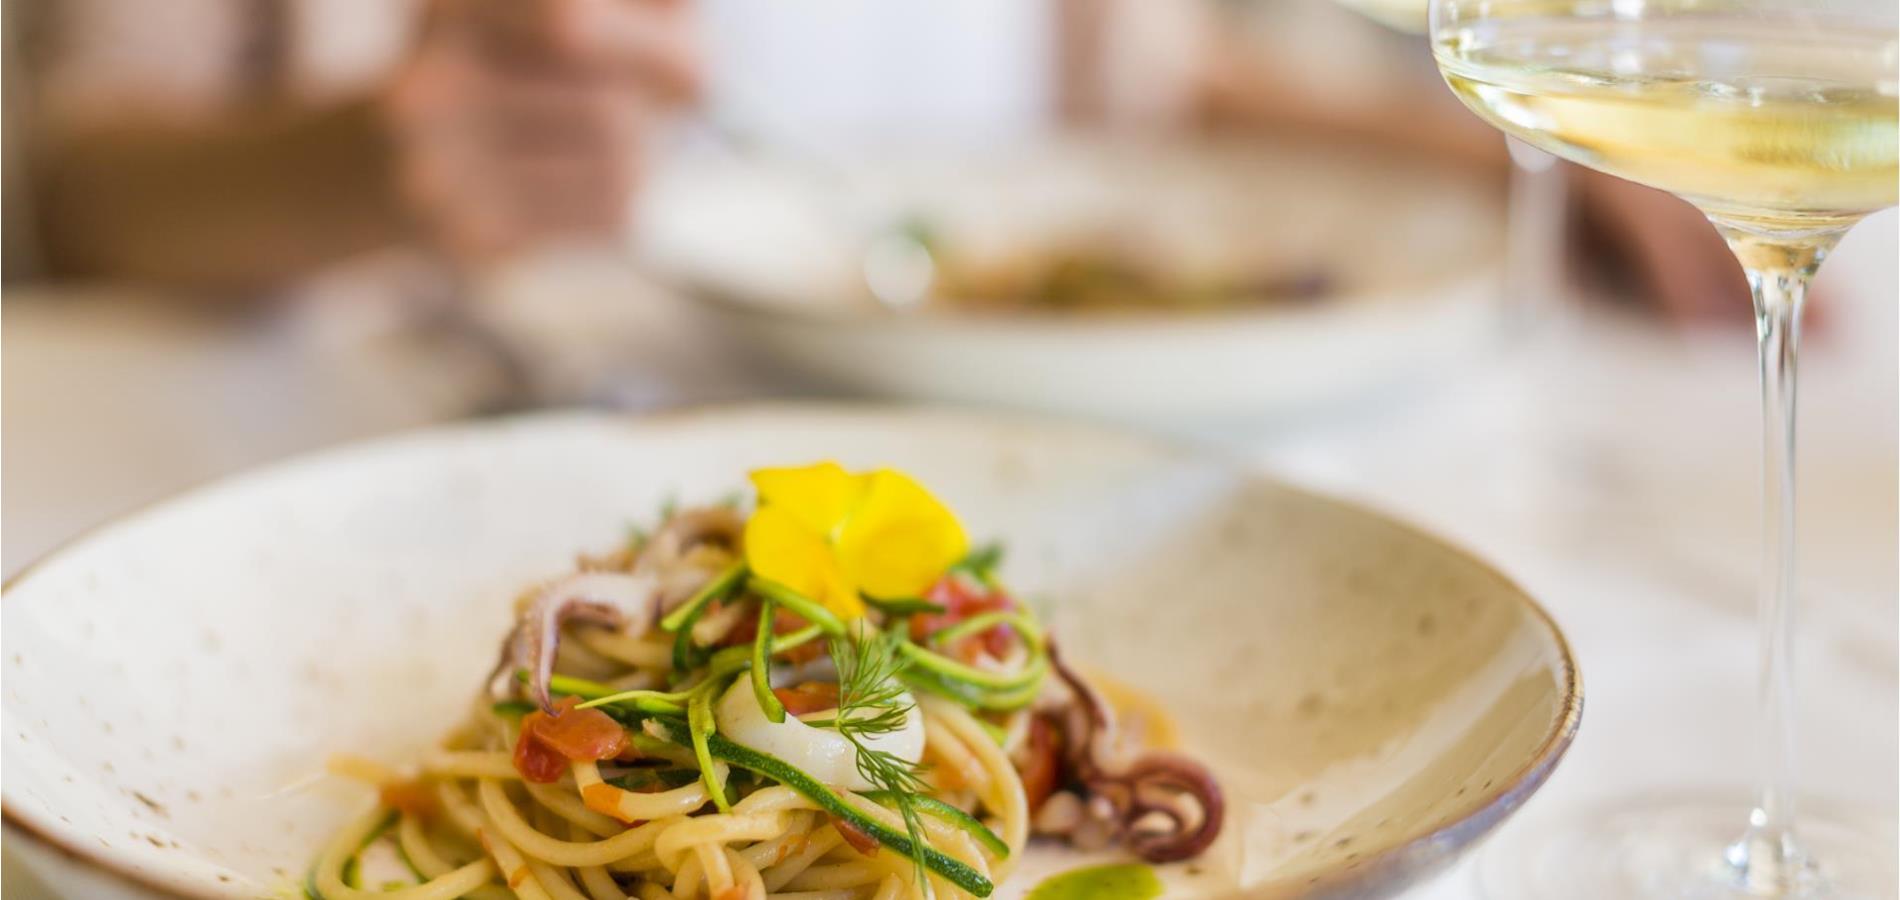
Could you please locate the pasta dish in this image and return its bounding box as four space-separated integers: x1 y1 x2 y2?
310 462 1223 899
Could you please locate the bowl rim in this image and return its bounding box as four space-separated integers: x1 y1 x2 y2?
0 403 1581 898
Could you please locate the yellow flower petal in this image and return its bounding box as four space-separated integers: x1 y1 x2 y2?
749 462 868 538
743 506 866 619
836 469 968 599
813 556 864 620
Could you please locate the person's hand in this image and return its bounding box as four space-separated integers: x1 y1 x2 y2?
384 0 697 263
1570 166 1754 325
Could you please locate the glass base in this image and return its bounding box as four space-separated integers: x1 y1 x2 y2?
1475 795 1897 900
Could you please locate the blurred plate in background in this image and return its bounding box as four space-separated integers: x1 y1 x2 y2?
635 136 1505 427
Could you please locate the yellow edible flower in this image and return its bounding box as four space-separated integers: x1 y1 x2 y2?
744 461 968 619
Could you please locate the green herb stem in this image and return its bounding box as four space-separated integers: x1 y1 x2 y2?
573 689 689 716
704 624 823 681
929 611 1043 652
687 681 731 813
747 577 847 636
860 791 1011 858
663 563 748 671
658 724 994 898
863 596 948 617
899 642 1046 692
950 544 1005 583
661 562 748 633
901 668 1044 713
751 598 787 723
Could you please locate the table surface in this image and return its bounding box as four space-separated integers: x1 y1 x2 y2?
5 213 1894 898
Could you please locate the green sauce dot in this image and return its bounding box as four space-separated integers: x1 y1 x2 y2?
1026 863 1163 900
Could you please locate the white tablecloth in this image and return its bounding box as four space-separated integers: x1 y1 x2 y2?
5 213 1894 898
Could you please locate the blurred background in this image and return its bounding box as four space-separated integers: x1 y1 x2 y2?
2 0 1894 896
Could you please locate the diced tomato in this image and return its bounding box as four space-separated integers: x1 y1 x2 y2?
832 817 882 857
1019 714 1063 814
911 576 1018 662
378 779 438 820
513 731 569 784
773 681 841 716
535 705 630 761
513 697 630 784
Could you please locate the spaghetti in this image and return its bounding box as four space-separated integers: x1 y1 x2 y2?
312 463 1222 899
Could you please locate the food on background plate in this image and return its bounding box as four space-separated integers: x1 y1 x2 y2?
310 462 1223 900
919 226 1331 315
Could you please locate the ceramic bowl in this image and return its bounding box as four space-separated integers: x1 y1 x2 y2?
633 138 1506 427
2 407 1578 898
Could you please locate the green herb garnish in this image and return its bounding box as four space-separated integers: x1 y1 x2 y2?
900 641 1046 692
606 768 702 792
863 596 949 617
751 598 787 723
661 562 748 672
901 667 1044 712
747 577 847 636
810 626 934 891
950 543 1005 583
687 679 732 813
655 724 994 897
929 610 1042 652
860 790 1010 858
662 562 748 633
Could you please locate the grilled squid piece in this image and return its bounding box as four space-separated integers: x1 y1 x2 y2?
1043 643 1226 863
488 571 658 712
636 506 746 612
491 506 745 712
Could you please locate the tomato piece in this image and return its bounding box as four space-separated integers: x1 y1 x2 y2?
513 731 570 784
534 707 630 762
773 681 841 716
1019 714 1063 814
912 576 1018 661
832 816 882 856
513 697 629 783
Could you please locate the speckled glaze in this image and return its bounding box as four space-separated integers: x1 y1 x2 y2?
2 406 1579 898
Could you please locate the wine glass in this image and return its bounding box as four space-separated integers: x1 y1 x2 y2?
1429 0 1897 896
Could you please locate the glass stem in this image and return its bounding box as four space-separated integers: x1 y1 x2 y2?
1715 224 1841 895
1503 138 1567 333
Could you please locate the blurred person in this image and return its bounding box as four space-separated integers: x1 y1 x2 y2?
2 0 696 294
3 0 1746 324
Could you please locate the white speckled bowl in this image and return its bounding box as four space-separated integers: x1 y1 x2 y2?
2 407 1579 898
635 138 1505 427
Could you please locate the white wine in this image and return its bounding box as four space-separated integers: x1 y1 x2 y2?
1436 16 1898 231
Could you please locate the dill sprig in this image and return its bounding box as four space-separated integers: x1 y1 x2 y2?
949 543 1004 586
815 625 933 892
810 627 913 734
